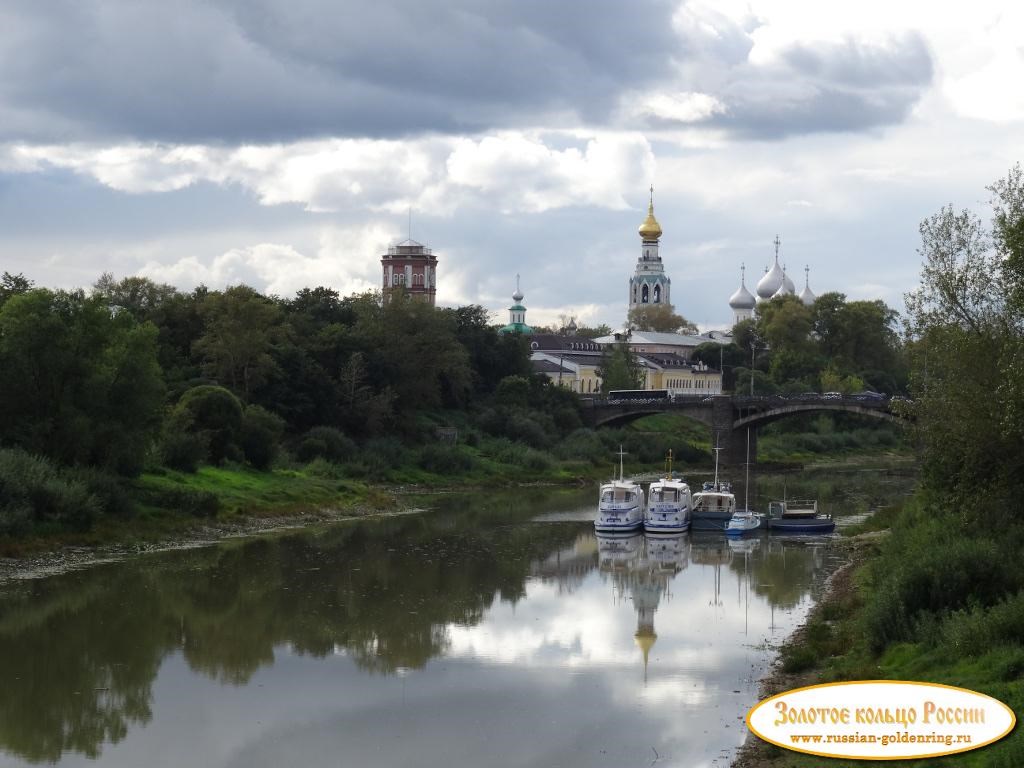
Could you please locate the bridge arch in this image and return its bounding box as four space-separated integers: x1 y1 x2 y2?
582 396 909 466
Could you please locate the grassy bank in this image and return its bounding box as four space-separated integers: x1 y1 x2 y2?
737 494 1024 768
1 416 911 557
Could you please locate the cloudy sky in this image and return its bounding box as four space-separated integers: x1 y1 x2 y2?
0 0 1021 330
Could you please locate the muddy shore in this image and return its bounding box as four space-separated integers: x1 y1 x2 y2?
0 503 427 584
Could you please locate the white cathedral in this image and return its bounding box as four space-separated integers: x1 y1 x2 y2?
728 235 817 325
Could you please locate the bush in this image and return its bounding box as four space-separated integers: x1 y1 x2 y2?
503 412 551 448
941 590 1024 656
417 444 477 474
0 449 99 533
160 431 208 473
296 426 356 463
63 467 135 519
167 385 243 464
240 405 285 470
863 534 1013 652
555 429 605 463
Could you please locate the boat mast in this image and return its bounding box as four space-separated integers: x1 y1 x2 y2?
712 436 722 488
617 445 627 482
744 428 750 512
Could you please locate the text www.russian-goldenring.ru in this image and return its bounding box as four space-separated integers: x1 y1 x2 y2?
789 732 973 747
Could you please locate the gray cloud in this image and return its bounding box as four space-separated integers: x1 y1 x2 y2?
0 1 933 144
0 0 680 143
709 33 934 138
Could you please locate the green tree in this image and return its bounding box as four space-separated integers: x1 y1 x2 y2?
626 303 697 334
904 167 1024 504
93 273 177 318
165 385 244 465
597 342 643 392
193 286 287 401
0 272 33 308
0 289 165 475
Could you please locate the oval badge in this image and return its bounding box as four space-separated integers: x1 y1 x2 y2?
747 681 1016 760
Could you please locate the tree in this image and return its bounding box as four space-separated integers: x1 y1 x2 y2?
92 273 177 318
0 289 165 474
626 303 697 334
165 385 244 465
904 166 1024 505
193 286 286 401
597 342 643 392
0 272 33 308
691 342 746 392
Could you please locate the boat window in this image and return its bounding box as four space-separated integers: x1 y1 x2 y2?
601 490 613 503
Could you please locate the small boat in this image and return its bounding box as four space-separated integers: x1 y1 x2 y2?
595 447 645 533
725 508 761 536
691 444 736 531
764 499 835 533
644 450 692 534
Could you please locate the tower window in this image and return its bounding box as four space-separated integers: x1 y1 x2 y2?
653 285 661 303
641 285 649 303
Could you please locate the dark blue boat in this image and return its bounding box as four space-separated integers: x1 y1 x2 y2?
764 499 835 533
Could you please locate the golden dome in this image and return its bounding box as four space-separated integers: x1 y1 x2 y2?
638 189 662 241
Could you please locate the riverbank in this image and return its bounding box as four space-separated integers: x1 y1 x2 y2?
732 491 1024 768
732 534 880 768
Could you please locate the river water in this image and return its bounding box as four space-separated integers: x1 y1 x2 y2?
0 466 913 768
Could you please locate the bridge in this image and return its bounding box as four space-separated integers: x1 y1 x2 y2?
581 394 909 466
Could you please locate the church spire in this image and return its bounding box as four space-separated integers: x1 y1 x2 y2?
638 185 663 241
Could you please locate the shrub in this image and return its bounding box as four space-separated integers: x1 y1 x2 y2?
555 429 605 463
503 412 551 448
160 431 208 473
240 405 285 470
63 467 135 519
941 590 1024 656
0 449 99 533
417 444 477 474
863 535 1013 652
167 385 243 464
296 426 356 463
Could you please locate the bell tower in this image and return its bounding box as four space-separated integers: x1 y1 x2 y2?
628 186 671 309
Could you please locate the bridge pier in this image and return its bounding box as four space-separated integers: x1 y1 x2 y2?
710 397 757 468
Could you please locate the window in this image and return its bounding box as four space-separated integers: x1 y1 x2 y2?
641 285 649 303
653 285 661 303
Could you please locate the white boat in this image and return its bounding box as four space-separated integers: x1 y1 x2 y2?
644 450 691 534
595 447 644 533
725 508 761 536
691 444 736 531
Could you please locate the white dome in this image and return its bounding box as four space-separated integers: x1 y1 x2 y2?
756 261 784 299
799 266 816 305
781 267 796 294
729 265 756 309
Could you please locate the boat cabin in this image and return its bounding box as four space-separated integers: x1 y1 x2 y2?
768 499 819 518
650 485 685 503
693 492 735 513
601 486 639 504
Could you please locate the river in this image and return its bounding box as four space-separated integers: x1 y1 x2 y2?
0 465 914 768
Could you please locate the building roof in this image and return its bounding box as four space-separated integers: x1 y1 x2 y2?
531 359 572 374
529 334 604 352
593 331 710 347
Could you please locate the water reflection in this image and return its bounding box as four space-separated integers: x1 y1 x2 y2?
0 474 904 768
